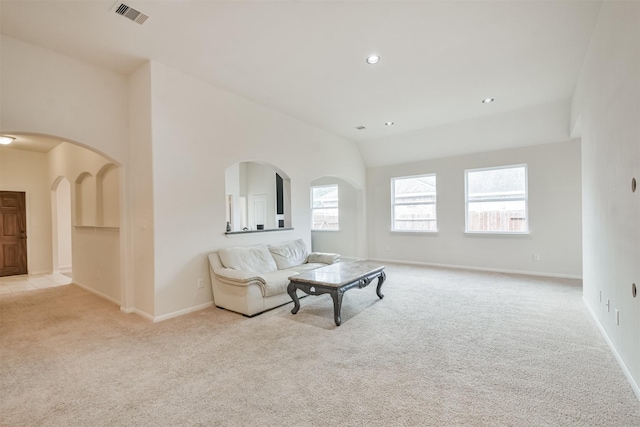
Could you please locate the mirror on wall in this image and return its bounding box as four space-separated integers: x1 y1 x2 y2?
224 161 292 233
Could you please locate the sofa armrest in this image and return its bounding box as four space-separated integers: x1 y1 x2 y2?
213 267 266 285
308 252 340 265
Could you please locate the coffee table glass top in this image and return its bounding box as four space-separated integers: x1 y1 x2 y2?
289 261 384 288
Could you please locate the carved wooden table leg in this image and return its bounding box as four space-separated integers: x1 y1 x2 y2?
330 289 345 326
287 282 300 314
376 271 386 299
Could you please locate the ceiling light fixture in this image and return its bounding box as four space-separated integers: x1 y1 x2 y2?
366 55 380 65
0 136 15 145
482 98 495 104
385 121 394 126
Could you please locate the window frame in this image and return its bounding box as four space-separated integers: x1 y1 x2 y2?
391 173 438 233
464 164 529 235
310 184 339 231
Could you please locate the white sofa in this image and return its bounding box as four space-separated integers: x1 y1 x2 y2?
208 239 340 316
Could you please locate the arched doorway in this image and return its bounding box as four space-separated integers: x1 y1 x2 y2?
1 132 126 307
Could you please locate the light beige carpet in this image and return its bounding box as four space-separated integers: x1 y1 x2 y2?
1 263 639 426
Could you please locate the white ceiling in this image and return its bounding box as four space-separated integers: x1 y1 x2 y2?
0 133 61 153
0 0 602 149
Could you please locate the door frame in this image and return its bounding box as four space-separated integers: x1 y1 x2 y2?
0 191 28 277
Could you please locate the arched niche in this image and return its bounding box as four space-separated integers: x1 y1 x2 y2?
75 172 96 226
97 163 120 227
224 161 292 233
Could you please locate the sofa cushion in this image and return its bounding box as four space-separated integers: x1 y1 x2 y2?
307 252 340 265
258 270 294 297
268 239 310 270
218 245 278 273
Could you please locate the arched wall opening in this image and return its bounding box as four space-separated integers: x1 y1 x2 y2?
224 160 292 232
1 132 127 307
310 175 366 259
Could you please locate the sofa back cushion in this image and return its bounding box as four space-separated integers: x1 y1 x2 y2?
218 245 278 273
268 239 310 270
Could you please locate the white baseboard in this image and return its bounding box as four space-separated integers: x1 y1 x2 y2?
367 258 583 280
120 306 154 321
58 265 72 274
73 281 121 306
583 297 640 402
153 301 214 323
120 303 213 322
28 269 50 275
120 301 213 323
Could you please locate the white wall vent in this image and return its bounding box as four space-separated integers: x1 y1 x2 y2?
113 3 149 25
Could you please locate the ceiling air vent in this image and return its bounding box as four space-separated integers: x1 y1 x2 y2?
113 3 149 25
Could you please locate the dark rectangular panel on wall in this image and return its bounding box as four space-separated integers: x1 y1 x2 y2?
0 191 28 276
276 173 284 215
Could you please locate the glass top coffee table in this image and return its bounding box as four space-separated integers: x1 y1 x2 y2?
287 261 386 326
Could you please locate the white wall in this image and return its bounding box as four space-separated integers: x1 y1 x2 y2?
367 140 582 278
572 1 640 398
311 176 362 258
148 61 367 318
53 178 72 273
0 148 52 274
0 36 129 163
127 62 155 317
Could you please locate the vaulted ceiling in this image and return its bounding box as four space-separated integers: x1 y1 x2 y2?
1 0 601 158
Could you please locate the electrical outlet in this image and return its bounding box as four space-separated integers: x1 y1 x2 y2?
197 278 204 289
533 253 541 261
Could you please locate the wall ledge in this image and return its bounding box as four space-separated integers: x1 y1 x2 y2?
74 225 119 231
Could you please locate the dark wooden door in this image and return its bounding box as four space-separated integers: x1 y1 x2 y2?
0 191 28 276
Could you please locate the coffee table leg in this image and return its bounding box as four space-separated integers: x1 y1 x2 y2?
331 289 344 326
376 271 386 299
287 282 300 314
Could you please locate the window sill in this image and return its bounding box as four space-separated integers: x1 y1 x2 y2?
225 227 294 235
391 230 439 234
312 229 340 232
464 231 530 237
74 225 120 231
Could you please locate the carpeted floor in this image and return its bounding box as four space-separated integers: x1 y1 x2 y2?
1 263 639 426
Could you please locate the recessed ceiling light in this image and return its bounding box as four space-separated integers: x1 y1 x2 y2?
482 98 495 104
366 55 380 65
385 121 394 126
0 136 15 145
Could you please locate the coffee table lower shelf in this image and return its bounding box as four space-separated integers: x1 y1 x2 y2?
287 262 386 326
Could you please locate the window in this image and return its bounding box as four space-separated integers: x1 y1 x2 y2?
311 185 339 230
391 174 437 232
465 164 528 233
